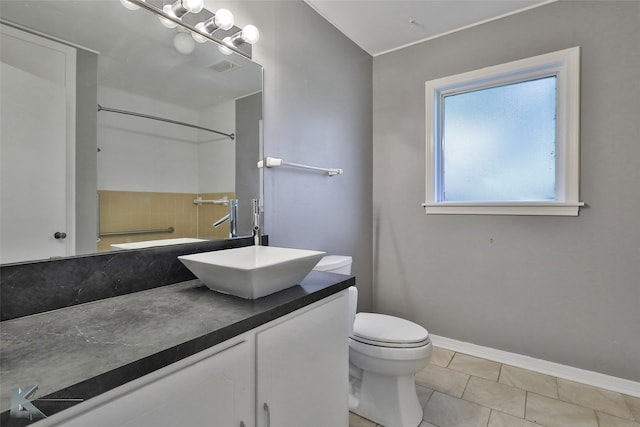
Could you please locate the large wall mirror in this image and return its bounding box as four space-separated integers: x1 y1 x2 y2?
0 0 263 264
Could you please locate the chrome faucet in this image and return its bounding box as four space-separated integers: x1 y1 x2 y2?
213 199 238 238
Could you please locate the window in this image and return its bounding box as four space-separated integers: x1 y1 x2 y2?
424 47 582 216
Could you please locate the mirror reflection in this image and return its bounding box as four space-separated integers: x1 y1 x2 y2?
0 0 263 264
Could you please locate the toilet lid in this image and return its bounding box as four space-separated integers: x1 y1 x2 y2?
352 313 429 348
313 255 352 271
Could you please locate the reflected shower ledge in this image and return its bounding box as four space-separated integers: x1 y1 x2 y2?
111 238 207 250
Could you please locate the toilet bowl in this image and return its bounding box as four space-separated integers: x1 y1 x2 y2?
313 256 432 427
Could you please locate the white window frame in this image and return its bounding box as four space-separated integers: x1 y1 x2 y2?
423 47 583 216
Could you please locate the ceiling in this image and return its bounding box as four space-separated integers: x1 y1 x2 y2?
305 0 553 56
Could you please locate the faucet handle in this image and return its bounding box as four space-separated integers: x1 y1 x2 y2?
213 214 230 228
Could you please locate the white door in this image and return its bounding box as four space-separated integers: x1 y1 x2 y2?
256 293 350 427
0 24 76 263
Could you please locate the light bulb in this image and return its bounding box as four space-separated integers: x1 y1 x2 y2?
214 9 234 31
218 37 233 55
240 25 259 44
174 32 195 54
182 0 204 13
226 24 260 49
192 9 235 43
161 0 202 25
159 4 178 28
119 0 140 11
192 22 209 43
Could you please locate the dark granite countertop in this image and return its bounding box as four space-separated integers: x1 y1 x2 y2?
0 271 353 423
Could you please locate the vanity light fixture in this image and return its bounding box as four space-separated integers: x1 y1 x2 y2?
192 9 234 43
219 25 260 55
159 0 205 28
120 0 258 58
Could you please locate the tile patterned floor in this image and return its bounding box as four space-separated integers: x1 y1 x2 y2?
349 347 640 427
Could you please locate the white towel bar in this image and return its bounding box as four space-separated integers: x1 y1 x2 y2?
257 156 343 176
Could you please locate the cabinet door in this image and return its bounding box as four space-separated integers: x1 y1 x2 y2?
56 339 254 427
256 292 349 427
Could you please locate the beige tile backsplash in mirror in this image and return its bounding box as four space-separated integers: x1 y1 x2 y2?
98 190 234 251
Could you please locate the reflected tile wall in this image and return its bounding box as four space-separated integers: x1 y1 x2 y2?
98 190 234 251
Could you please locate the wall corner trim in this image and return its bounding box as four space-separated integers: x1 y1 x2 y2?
430 335 640 398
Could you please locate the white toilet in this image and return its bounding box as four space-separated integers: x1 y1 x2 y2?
313 256 433 427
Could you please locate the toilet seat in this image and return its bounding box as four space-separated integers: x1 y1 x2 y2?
352 312 430 349
350 337 432 362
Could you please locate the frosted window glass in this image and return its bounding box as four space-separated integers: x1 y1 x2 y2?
442 76 557 202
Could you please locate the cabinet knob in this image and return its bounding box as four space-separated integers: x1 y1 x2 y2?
54 232 67 239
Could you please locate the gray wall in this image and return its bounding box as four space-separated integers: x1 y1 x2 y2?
235 92 262 236
372 1 640 381
229 1 374 310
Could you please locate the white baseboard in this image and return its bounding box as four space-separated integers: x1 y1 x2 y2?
429 335 640 398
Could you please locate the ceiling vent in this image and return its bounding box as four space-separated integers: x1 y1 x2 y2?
210 60 240 73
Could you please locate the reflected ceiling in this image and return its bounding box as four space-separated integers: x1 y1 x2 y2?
0 0 261 109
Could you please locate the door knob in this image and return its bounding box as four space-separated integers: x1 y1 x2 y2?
54 232 67 239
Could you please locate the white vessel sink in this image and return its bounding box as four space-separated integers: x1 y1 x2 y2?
178 246 326 299
111 238 207 250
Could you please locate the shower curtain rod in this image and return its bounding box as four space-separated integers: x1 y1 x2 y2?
97 104 235 140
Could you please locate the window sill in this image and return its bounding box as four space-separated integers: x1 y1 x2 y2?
421 202 584 216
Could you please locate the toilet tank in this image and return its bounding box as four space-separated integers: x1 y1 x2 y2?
313 255 352 275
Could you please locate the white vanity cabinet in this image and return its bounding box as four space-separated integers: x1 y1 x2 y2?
38 291 348 427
